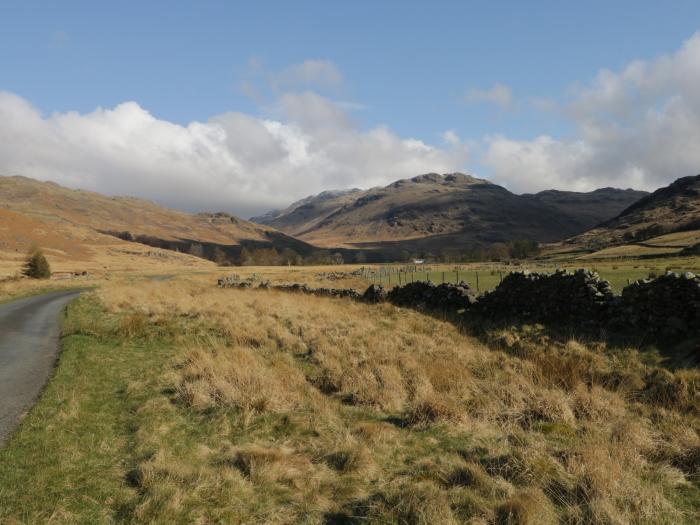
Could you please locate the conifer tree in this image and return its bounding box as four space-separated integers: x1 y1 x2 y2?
22 247 51 279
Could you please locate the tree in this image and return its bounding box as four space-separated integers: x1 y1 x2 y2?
188 242 204 258
240 247 255 266
22 247 51 279
508 239 540 260
212 247 229 266
487 243 510 262
280 248 302 266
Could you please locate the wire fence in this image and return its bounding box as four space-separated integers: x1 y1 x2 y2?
358 265 506 293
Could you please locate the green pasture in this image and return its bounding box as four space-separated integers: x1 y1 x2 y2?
362 255 700 293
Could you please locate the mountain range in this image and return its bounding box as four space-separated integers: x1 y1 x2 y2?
252 173 648 254
1 172 699 273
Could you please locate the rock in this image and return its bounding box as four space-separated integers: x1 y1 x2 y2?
362 284 387 304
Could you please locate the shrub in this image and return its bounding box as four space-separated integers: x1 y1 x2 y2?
21 248 51 279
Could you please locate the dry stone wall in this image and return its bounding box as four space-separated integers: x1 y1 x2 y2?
387 281 475 311
610 272 700 342
471 269 613 328
217 269 700 346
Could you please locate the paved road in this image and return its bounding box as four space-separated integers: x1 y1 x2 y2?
0 289 82 445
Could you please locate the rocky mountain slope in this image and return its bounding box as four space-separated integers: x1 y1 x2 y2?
253 173 647 251
566 174 700 251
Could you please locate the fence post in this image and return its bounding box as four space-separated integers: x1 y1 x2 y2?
476 271 480 293
456 270 459 283
442 271 445 283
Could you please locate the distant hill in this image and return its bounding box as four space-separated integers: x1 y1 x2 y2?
252 173 648 253
566 174 700 251
0 175 316 273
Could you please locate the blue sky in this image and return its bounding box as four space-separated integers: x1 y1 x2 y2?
1 1 700 215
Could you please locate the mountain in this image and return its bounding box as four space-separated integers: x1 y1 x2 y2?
252 173 648 252
0 175 316 274
251 189 362 227
566 174 700 251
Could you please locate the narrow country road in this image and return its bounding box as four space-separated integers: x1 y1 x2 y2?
0 289 83 445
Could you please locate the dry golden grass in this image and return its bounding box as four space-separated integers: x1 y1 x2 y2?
81 273 700 523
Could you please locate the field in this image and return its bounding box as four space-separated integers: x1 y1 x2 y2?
0 268 699 524
235 257 700 293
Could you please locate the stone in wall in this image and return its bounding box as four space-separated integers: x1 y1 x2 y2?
472 269 613 327
610 271 700 343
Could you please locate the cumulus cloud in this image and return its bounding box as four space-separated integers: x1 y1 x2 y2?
464 83 513 109
0 90 468 217
481 32 700 193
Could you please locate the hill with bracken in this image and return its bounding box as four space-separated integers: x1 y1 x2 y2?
0 175 316 274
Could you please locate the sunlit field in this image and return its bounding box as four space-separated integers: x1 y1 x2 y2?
0 270 698 524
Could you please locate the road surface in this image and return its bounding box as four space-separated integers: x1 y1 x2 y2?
0 289 82 445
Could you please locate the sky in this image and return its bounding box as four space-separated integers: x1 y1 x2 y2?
1 1 700 217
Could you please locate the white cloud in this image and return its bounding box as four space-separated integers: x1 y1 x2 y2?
272 59 344 92
442 130 460 145
0 90 468 217
464 83 513 109
481 32 700 193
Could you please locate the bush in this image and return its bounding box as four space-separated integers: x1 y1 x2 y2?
22 248 51 279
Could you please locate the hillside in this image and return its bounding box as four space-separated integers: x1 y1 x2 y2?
565 174 700 253
0 175 315 274
251 188 362 228
253 173 647 252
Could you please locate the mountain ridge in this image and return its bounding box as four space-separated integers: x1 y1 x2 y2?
566 174 700 250
252 172 649 252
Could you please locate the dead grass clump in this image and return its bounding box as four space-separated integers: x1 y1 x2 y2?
405 394 461 426
351 421 396 446
322 444 374 475
495 488 557 525
571 384 627 422
651 417 700 478
522 389 576 427
564 432 680 524
353 481 459 525
443 462 499 498
225 444 317 488
175 345 312 417
532 340 609 391
120 312 149 338
643 368 700 412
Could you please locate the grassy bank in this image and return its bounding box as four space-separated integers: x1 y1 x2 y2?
0 278 698 523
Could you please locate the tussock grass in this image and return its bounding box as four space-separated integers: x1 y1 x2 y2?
1 274 699 523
